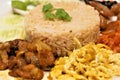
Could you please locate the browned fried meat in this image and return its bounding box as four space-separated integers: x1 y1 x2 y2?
0 39 55 80
9 64 44 80
38 51 55 67
86 1 120 32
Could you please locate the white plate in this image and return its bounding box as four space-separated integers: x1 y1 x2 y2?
0 0 12 17
0 0 120 80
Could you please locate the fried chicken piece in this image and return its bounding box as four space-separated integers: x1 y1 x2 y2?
38 50 55 67
9 64 44 80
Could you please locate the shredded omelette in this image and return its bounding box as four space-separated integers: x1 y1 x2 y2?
50 42 120 80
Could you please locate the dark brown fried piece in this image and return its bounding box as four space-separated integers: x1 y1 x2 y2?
32 38 55 67
35 70 44 80
8 56 26 70
8 39 20 56
25 51 36 63
0 50 8 64
27 43 37 52
111 3 120 15
22 64 44 80
9 70 18 77
38 50 55 67
102 21 119 34
18 40 28 51
100 15 108 30
25 51 39 66
8 56 17 69
9 39 19 49
0 42 10 70
0 42 10 51
21 64 35 71
13 69 32 79
9 64 44 80
16 58 27 68
89 1 114 19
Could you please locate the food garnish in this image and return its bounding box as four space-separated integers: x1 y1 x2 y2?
42 3 53 13
12 0 27 10
42 3 72 21
12 0 41 10
50 42 120 80
44 12 55 20
11 0 41 15
55 8 72 21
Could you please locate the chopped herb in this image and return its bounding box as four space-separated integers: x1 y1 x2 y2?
56 9 72 21
12 0 27 10
42 3 72 21
45 12 55 20
42 3 53 13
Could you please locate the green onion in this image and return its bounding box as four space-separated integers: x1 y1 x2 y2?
45 12 55 20
42 3 53 13
12 0 27 10
56 8 72 21
42 3 72 21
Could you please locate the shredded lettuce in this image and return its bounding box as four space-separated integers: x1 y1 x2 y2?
0 14 26 42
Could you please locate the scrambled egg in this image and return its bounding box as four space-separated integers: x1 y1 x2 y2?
50 42 120 80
